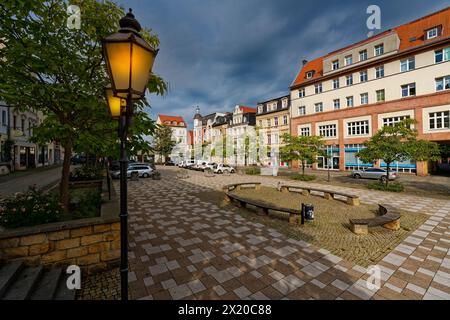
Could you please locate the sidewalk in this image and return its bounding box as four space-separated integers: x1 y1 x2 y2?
0 165 63 199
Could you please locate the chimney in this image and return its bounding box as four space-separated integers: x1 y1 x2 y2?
302 59 308 66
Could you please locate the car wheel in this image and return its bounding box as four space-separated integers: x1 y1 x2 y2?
353 174 361 179
380 176 388 183
230 169 235 173
142 173 149 178
217 170 222 174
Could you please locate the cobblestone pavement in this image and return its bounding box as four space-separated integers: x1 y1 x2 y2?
77 268 120 300
125 168 450 300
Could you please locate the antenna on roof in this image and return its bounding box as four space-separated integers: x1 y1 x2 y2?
195 106 200 114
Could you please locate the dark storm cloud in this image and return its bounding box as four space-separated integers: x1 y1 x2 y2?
119 0 450 126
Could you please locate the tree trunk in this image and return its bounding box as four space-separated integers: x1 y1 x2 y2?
302 160 306 176
60 138 73 213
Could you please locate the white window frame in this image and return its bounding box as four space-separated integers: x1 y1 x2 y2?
436 76 450 91
346 75 353 86
347 120 370 136
333 78 340 89
298 106 306 116
333 99 340 110
359 50 367 61
299 88 306 98
300 127 310 137
315 83 323 94
427 27 438 40
360 93 369 105
315 103 323 113
383 115 410 127
401 83 416 97
400 57 415 72
429 111 450 130
375 66 384 78
376 89 385 102
346 96 354 107
345 55 353 66
374 44 384 56
332 60 339 70
318 124 337 138
360 70 368 82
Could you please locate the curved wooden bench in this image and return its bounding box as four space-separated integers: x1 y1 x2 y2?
350 204 401 235
279 184 360 206
222 182 261 193
225 192 301 224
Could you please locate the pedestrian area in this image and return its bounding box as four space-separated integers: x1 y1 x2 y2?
126 168 450 300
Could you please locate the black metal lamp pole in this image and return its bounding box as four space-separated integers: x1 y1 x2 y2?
118 94 132 300
102 9 158 301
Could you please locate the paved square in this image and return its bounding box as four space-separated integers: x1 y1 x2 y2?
124 168 450 300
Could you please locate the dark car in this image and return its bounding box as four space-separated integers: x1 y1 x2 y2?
164 161 175 166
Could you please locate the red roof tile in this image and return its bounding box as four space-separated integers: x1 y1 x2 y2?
239 106 256 113
158 114 187 127
291 7 450 88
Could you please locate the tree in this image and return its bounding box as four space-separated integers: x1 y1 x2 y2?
357 119 440 186
280 134 325 176
0 0 167 210
152 125 176 162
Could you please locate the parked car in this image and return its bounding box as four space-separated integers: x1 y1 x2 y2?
203 162 217 171
111 165 154 179
352 168 397 182
182 160 195 168
164 161 175 166
213 164 236 174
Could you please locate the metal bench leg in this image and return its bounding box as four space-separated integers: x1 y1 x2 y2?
280 187 288 193
224 194 231 203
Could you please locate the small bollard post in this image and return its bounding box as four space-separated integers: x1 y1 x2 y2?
301 203 305 225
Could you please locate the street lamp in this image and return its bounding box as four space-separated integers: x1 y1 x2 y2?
102 8 158 301
104 85 125 120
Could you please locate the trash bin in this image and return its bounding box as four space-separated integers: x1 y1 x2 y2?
303 203 315 221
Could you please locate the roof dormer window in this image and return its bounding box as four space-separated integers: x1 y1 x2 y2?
306 71 314 79
332 60 339 70
426 27 440 40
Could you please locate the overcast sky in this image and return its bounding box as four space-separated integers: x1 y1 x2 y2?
119 0 450 128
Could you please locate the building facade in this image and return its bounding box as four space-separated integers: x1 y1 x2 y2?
256 95 290 167
156 114 188 164
290 7 450 175
226 105 257 165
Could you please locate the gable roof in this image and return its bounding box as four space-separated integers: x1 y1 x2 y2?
239 106 256 113
157 115 187 127
291 6 450 88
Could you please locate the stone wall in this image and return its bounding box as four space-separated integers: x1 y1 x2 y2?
0 176 121 274
0 221 120 274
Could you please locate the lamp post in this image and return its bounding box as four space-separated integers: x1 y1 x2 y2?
102 8 158 301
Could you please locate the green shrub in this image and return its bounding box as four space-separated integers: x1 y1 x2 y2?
291 174 316 181
69 188 102 220
367 182 404 193
0 186 63 228
245 167 261 175
69 165 104 181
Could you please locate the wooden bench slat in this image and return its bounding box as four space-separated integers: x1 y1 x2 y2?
226 193 300 214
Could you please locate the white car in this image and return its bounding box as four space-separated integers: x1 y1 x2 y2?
111 165 154 179
213 164 235 174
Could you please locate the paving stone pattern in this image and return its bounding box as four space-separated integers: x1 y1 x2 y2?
124 168 450 300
